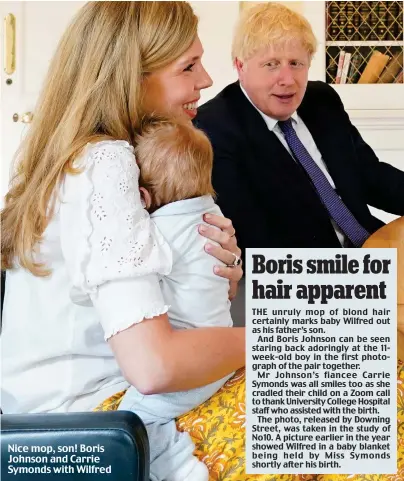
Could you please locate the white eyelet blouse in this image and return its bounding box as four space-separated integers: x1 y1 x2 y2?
1 141 172 413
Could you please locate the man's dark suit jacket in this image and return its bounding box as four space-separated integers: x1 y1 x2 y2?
195 81 404 253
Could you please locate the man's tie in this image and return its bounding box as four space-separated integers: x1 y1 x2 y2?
278 118 370 247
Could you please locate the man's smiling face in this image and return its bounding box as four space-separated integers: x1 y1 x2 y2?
236 40 310 121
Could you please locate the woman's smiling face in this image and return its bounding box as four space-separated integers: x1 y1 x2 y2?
142 36 213 121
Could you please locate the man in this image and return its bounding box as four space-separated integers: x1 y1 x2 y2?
195 2 404 254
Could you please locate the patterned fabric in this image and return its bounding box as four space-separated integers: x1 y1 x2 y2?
96 363 404 481
74 141 173 293
176 369 300 481
278 119 370 247
94 389 127 412
313 359 404 481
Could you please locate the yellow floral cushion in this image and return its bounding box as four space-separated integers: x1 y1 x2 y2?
96 363 404 481
176 368 300 481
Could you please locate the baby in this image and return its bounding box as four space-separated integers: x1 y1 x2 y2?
118 117 234 481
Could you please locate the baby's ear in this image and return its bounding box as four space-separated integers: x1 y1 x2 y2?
139 187 152 210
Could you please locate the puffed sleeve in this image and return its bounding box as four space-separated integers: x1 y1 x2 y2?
60 140 172 339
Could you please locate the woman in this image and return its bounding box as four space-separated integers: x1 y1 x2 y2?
0 2 251 480
1 0 244 407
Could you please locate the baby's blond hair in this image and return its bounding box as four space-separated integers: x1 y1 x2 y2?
135 118 215 212
232 2 317 63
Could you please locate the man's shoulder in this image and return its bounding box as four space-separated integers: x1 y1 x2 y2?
196 82 241 123
195 82 243 141
196 80 343 121
303 81 343 108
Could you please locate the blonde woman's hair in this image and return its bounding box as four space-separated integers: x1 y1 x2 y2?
135 117 215 212
1 1 198 275
232 2 317 63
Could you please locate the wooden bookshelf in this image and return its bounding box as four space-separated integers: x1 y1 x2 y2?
299 0 404 176
325 1 403 84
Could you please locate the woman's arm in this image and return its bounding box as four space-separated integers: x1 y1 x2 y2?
109 314 245 395
199 213 242 300
106 214 245 395
61 143 244 396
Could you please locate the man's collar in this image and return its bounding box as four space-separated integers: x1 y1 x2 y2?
239 84 298 131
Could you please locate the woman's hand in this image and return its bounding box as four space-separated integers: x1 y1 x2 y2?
199 213 242 300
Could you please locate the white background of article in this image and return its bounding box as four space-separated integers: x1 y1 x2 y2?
246 248 397 475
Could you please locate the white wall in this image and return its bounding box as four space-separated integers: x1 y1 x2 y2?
191 0 326 103
191 1 239 104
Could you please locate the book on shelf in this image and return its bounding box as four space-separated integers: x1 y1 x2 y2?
328 2 340 39
345 3 355 40
347 53 363 84
340 52 352 84
327 59 339 84
368 4 379 41
337 8 348 41
377 1 389 40
330 50 403 85
359 2 371 41
335 51 346 84
326 2 404 85
378 54 403 83
326 1 404 42
358 50 391 84
352 11 362 41
390 1 403 41
394 70 404 83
